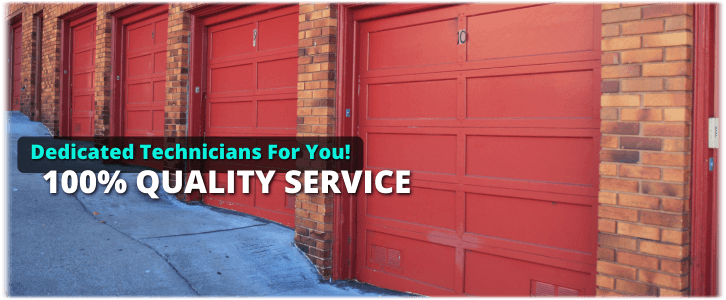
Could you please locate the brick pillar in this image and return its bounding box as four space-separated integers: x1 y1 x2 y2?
165 4 190 139
598 4 693 296
295 3 337 279
95 4 114 137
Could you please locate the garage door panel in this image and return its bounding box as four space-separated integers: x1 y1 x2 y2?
365 185 457 230
364 230 457 291
466 5 595 61
367 133 457 174
257 99 297 129
366 79 458 119
72 94 94 112
73 24 94 48
71 116 93 135
72 72 94 90
127 82 153 104
127 23 155 51
208 101 255 129
257 12 298 52
464 251 593 296
464 192 595 254
210 64 254 93
73 49 94 69
127 54 154 77
257 57 297 90
210 22 256 59
465 135 597 186
126 110 152 131
364 19 458 71
466 70 595 119
254 178 295 211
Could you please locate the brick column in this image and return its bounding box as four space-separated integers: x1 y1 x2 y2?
165 4 190 139
598 4 693 296
95 4 117 137
295 3 337 279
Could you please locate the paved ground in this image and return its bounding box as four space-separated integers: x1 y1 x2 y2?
6 112 406 296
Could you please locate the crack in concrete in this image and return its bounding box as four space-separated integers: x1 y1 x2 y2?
138 223 269 240
66 190 201 296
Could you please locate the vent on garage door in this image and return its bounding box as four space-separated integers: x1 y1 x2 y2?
372 244 402 269
531 280 580 296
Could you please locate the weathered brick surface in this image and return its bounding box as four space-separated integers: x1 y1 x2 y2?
295 3 337 279
598 4 692 296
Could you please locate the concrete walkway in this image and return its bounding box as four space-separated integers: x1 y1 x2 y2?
7 112 405 296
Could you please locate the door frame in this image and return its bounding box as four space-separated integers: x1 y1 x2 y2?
333 3 458 281
690 3 718 296
109 4 168 137
8 12 22 112
59 4 97 137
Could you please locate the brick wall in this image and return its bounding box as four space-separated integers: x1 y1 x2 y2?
295 3 338 279
598 4 693 296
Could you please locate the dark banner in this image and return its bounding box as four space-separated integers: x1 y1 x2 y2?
17 136 364 173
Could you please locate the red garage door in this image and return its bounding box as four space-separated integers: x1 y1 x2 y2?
11 22 22 111
122 8 167 137
69 14 96 137
201 6 298 227
354 4 601 296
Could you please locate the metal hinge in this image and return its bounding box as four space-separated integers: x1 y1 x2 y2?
253 29 257 47
709 117 719 149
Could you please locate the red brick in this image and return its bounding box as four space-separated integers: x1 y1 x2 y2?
603 65 641 78
599 206 638 222
620 108 663 121
597 275 615 289
602 24 620 37
643 124 690 137
660 259 688 274
602 52 620 65
602 7 642 24
598 247 616 261
600 178 639 193
640 211 687 228
621 19 664 35
617 222 661 240
640 241 689 259
615 279 659 296
618 193 660 209
642 4 691 19
638 269 689 290
643 62 691 77
599 219 616 233
643 93 691 107
661 229 688 245
619 136 662 151
602 94 640 106
621 48 664 63
617 251 659 270
597 261 637 280
642 181 688 198
601 150 639 163
643 32 693 48
601 122 639 135
602 36 642 51
599 233 637 251
620 78 664 92
619 165 661 180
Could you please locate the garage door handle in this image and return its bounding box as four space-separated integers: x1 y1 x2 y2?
458 30 467 44
253 29 257 47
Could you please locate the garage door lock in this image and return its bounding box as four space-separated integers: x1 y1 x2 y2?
457 30 467 44
253 29 258 47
